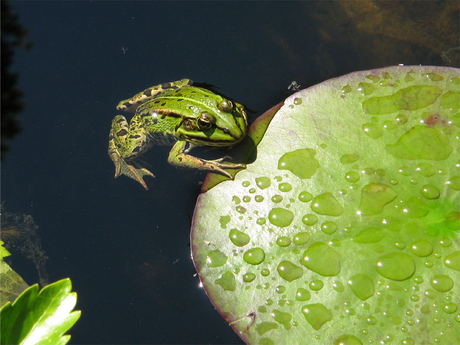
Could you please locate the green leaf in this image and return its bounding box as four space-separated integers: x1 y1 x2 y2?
191 66 460 344
0 260 29 307
1 278 81 345
0 241 11 260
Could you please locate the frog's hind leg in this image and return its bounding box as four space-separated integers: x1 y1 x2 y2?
108 115 154 190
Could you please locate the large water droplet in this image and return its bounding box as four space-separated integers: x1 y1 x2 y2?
219 215 231 229
301 303 333 330
214 271 236 291
298 191 313 202
243 248 265 265
386 126 453 160
321 221 338 235
302 214 318 226
255 177 271 190
277 260 304 282
340 154 359 164
276 236 291 247
296 288 311 301
443 302 458 314
207 250 228 267
353 227 384 243
269 309 292 331
229 229 250 247
278 149 320 179
268 208 294 227
243 273 256 282
410 239 433 257
403 196 429 218
333 334 363 345
345 171 360 183
358 183 397 216
430 274 454 292
376 253 415 281
362 85 442 115
446 176 460 190
300 242 341 276
256 322 278 336
444 251 460 271
362 123 383 139
358 82 376 96
278 182 292 192
311 192 344 216
421 184 440 199
347 274 375 301
415 162 435 177
293 232 310 245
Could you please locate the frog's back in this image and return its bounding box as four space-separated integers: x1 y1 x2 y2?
117 79 193 114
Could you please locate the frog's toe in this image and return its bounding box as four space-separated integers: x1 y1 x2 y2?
111 153 155 189
125 164 155 190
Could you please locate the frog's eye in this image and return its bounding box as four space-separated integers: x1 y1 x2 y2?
217 99 233 112
197 113 214 130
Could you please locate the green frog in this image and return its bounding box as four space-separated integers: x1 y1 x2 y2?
108 79 248 189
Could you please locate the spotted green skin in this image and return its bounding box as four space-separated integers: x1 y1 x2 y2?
108 79 248 189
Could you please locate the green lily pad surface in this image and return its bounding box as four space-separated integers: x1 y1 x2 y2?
191 66 460 344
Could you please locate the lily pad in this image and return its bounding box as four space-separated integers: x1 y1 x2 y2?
191 66 460 344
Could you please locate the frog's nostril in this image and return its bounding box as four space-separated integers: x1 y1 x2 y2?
223 128 230 134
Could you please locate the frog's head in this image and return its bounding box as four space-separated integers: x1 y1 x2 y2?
178 100 248 147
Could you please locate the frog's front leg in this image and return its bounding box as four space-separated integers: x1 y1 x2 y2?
167 140 245 179
108 115 154 190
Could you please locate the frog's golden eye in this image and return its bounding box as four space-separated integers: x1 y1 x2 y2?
217 99 233 112
197 113 214 130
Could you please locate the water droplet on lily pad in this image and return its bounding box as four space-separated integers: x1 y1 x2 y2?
278 149 320 179
300 242 341 276
214 271 236 291
358 183 397 216
362 123 383 139
293 232 310 245
444 251 460 271
229 229 250 247
386 126 453 160
362 85 442 115
353 227 384 243
298 191 313 202
277 260 303 282
333 334 363 345
410 239 433 257
207 250 228 267
296 288 311 301
302 214 318 226
347 274 375 301
301 303 333 330
311 192 344 216
421 184 440 199
340 154 359 164
268 208 294 227
256 177 271 189
430 274 454 292
243 248 265 265
376 253 415 281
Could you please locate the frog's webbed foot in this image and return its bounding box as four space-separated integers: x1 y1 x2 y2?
203 158 246 180
109 150 154 190
170 141 246 180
